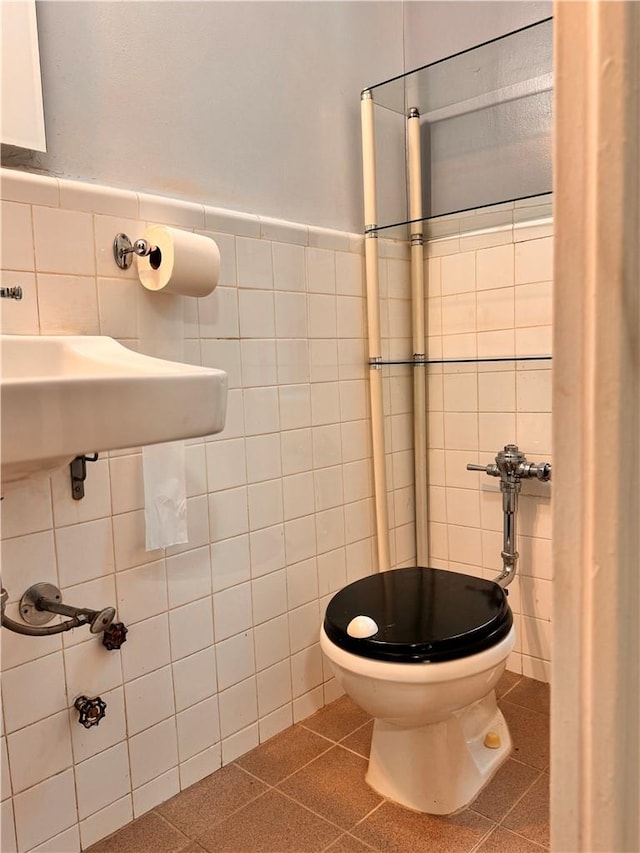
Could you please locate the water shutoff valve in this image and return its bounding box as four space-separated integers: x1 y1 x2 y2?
75 695 107 728
102 622 128 651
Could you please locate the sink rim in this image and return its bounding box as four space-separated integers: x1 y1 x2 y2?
1 334 228 486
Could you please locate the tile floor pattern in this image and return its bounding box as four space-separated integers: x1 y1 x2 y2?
88 673 549 852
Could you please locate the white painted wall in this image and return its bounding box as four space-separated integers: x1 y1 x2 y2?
5 1 402 233
403 1 552 70
401 3 553 218
2 2 552 234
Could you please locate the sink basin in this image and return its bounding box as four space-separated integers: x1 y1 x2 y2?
0 335 228 485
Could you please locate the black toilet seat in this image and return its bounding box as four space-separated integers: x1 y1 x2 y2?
323 566 513 663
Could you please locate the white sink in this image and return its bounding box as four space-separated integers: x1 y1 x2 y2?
0 335 228 485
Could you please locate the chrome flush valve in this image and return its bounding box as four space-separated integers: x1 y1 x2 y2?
467 445 552 587
467 444 551 483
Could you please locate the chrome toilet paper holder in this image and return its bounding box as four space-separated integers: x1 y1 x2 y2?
113 232 159 270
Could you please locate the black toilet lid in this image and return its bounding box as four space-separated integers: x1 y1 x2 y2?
324 566 513 663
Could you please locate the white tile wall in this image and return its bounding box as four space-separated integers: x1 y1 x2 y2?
0 171 553 851
0 168 377 851
424 211 553 682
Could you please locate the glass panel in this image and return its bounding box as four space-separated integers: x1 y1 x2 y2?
375 193 552 243
368 18 553 232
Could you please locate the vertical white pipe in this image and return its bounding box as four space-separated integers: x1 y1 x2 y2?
407 108 429 565
361 89 391 572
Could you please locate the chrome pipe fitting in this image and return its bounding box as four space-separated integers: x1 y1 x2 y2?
1 583 120 639
467 445 551 587
113 233 158 270
0 286 23 300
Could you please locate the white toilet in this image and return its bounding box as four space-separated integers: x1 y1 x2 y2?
320 566 516 815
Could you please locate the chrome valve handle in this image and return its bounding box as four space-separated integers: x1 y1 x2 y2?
466 462 499 476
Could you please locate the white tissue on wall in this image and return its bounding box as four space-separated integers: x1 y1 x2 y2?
143 441 188 550
137 270 189 551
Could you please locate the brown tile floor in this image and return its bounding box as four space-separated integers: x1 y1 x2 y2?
88 673 550 853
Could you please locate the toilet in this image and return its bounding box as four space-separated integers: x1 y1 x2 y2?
320 566 516 815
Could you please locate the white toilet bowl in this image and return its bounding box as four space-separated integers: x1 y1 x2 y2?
320 566 516 815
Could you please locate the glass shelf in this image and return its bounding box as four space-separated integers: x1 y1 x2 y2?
373 193 553 241
372 355 552 367
367 18 553 233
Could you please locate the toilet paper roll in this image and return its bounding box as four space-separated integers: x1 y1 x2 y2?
137 225 220 297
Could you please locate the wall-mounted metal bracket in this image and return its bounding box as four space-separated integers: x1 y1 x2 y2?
70 454 99 500
1 582 123 638
113 232 157 270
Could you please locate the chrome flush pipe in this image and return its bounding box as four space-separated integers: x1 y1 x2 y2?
496 477 521 587
467 445 552 587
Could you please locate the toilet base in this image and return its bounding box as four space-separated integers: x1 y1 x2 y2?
365 691 511 815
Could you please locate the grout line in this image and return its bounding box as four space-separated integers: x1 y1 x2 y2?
275 784 364 834
297 723 342 747
228 761 278 789
336 742 370 761
87 808 189 852
348 798 387 833
154 779 273 843
154 810 192 844
233 735 335 789
320 829 379 853
499 697 550 722
467 818 500 853
497 674 523 702
503 697 551 716
496 824 549 850
497 767 545 825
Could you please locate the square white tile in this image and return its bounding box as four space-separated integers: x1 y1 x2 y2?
256 660 292 717
166 547 212 609
213 582 252 642
211 534 251 593
251 570 287 625
128 717 178 789
169 598 214 661
218 677 258 739
253 615 290 671
75 741 131 820
215 631 256 691
7 711 73 794
33 206 95 275
172 647 217 713
2 652 67 733
249 524 286 578
1 201 34 270
12 769 77 852
236 237 273 289
176 696 220 762
120 614 171 682
208 487 249 542
124 666 175 736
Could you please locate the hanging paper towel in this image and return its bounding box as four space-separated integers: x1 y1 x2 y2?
137 225 220 297
143 441 189 550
